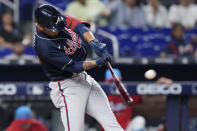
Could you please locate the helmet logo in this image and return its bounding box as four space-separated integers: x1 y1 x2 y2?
55 16 60 25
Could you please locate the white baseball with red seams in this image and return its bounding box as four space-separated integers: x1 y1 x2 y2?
49 71 124 131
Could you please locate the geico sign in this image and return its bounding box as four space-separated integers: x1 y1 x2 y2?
137 84 182 95
0 84 17 95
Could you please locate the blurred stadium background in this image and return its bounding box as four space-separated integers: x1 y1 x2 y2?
0 0 197 131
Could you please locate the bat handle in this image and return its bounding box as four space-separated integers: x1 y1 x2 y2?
106 61 110 69
106 61 113 75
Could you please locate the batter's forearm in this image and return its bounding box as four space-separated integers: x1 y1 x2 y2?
74 23 95 43
77 25 108 58
83 31 95 44
83 60 97 70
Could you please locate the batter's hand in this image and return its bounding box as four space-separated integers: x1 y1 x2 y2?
90 39 109 57
103 53 112 63
96 55 111 67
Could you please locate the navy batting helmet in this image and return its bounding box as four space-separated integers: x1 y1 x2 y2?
34 4 65 32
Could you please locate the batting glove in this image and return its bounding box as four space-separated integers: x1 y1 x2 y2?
103 53 112 63
90 39 108 57
96 55 111 67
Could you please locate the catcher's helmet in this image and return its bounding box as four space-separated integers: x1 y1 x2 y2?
35 4 65 32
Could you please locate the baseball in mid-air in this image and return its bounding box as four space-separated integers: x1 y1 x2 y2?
144 69 157 80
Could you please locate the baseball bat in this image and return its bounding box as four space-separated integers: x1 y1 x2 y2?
106 61 133 106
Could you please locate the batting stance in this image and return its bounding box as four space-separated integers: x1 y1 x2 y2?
34 4 124 131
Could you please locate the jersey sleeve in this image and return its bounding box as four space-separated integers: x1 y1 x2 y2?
35 40 73 72
43 50 73 71
64 15 91 31
41 50 84 73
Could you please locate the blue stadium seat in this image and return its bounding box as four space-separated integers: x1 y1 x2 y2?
0 46 36 58
158 28 171 35
24 46 37 56
184 28 197 40
96 34 113 55
135 47 161 57
0 47 12 58
96 27 172 57
118 38 137 57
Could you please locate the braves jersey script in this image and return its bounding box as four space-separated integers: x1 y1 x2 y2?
34 15 90 81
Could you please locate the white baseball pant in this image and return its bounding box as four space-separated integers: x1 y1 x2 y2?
49 72 124 131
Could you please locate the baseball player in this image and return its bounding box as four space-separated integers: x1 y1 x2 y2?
34 4 124 131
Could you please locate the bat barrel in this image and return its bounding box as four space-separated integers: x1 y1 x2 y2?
106 61 134 106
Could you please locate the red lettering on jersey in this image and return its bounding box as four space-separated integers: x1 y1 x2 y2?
64 46 69 54
77 37 81 48
64 27 81 55
64 39 79 55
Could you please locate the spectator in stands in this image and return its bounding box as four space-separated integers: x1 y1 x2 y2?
168 0 197 28
65 0 106 23
6 105 48 131
4 42 37 65
190 35 197 58
0 10 30 48
102 0 115 6
105 0 147 27
161 23 195 57
144 0 169 28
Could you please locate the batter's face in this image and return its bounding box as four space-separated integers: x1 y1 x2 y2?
37 24 59 37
